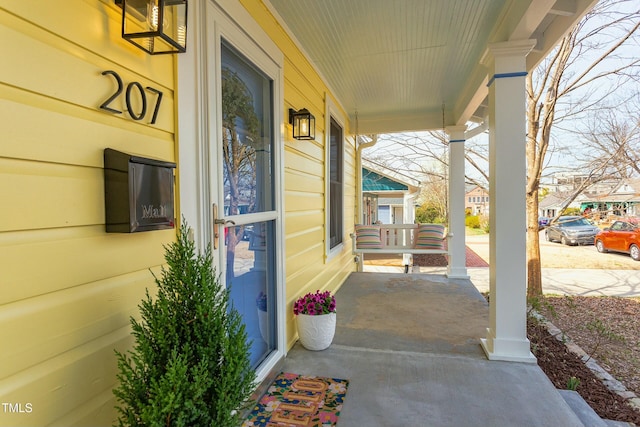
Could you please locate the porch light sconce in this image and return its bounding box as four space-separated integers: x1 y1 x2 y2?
116 0 188 55
289 108 315 140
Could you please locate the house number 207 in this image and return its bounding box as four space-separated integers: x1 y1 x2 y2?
99 70 163 124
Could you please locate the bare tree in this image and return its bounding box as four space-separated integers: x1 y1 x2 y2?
536 100 640 221
539 150 626 225
365 129 490 192
526 0 640 297
221 68 259 279
418 164 449 222
579 101 640 179
365 130 491 225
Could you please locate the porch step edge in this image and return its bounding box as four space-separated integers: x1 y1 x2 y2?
603 420 636 427
559 389 607 427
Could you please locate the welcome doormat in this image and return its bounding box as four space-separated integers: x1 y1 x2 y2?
242 372 349 427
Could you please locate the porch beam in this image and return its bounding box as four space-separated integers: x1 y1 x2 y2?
480 40 537 363
446 125 468 279
509 0 556 42
353 111 452 135
526 0 599 69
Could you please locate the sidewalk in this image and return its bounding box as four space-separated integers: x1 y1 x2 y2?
465 267 640 297
464 232 640 297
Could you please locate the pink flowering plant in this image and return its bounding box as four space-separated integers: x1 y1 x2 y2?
293 290 336 316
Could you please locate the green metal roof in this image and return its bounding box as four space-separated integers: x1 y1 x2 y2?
362 168 408 191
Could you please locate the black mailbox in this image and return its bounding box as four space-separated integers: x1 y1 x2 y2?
104 148 176 233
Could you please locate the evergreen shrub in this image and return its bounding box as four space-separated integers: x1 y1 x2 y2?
113 221 256 427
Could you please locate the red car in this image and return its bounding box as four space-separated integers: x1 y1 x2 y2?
595 220 640 261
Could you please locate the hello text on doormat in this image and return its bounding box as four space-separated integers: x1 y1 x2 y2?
242 372 349 427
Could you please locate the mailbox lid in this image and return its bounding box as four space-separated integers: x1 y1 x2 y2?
104 148 176 170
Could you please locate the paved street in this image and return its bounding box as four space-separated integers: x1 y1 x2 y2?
464 231 640 297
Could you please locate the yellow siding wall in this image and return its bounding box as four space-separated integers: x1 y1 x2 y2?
239 0 358 349
2 0 357 425
0 1 177 426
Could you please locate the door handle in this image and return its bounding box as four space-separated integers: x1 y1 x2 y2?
214 218 236 225
212 203 236 249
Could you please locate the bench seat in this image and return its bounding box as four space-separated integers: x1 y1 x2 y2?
351 223 449 272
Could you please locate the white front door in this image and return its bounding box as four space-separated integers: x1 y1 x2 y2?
204 1 285 374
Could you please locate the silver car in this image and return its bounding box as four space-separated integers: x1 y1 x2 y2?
545 216 600 246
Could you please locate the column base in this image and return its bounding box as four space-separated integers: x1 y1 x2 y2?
446 265 469 279
481 328 536 363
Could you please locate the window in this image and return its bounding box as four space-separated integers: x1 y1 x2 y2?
328 117 343 250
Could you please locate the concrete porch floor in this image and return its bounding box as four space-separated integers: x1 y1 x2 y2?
281 272 584 427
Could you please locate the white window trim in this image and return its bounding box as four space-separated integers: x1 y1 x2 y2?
325 94 346 261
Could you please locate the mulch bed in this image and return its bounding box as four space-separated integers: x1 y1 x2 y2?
414 245 489 267
540 296 640 398
528 318 640 424
413 253 448 266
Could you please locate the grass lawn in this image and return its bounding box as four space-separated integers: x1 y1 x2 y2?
465 226 487 235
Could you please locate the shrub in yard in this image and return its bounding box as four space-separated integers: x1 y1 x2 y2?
465 215 481 229
416 204 442 223
480 215 490 233
113 221 256 427
561 207 581 216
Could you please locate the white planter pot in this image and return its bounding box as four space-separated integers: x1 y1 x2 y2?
257 308 269 343
296 312 336 351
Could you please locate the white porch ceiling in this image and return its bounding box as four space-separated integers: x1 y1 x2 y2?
266 0 598 134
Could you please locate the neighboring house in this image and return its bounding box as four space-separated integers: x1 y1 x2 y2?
547 172 591 193
546 172 619 195
361 162 420 225
580 179 640 219
538 191 583 219
465 186 489 216
539 179 640 221
1 1 595 425
362 192 379 225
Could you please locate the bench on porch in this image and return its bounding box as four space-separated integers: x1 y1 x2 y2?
351 223 449 273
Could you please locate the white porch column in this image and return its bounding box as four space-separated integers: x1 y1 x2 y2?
480 40 537 363
446 125 468 279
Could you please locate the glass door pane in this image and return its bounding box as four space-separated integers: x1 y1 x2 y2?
220 42 276 368
226 220 276 367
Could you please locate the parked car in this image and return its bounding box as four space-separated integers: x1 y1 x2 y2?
545 216 600 246
595 220 640 261
242 224 254 241
538 216 550 229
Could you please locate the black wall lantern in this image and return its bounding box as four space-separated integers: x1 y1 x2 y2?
289 108 315 140
116 0 188 55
